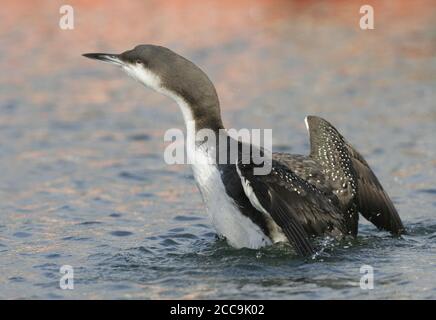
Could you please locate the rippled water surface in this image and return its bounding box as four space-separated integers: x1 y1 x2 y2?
0 0 435 299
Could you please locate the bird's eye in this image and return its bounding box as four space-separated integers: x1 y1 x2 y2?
135 59 142 64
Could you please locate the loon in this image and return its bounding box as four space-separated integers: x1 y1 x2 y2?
83 45 405 256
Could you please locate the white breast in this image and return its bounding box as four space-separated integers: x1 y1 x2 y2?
189 146 271 249
237 169 288 244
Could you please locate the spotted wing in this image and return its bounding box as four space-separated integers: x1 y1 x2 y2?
345 143 405 234
237 159 347 257
272 153 334 195
305 115 405 235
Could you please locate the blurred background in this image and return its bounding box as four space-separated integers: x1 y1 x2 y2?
0 0 435 299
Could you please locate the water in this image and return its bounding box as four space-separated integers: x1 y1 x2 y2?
0 0 435 299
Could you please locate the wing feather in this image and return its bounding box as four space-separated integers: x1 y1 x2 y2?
237 160 346 256
306 115 405 235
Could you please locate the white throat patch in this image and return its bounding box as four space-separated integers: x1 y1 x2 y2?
122 63 194 126
123 63 161 91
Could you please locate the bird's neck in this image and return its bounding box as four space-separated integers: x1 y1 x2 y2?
166 93 224 167
166 91 224 134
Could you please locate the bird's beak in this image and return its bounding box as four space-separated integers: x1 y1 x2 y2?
82 53 123 66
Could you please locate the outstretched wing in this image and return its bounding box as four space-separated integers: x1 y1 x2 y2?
305 115 405 235
346 144 405 234
236 159 347 257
